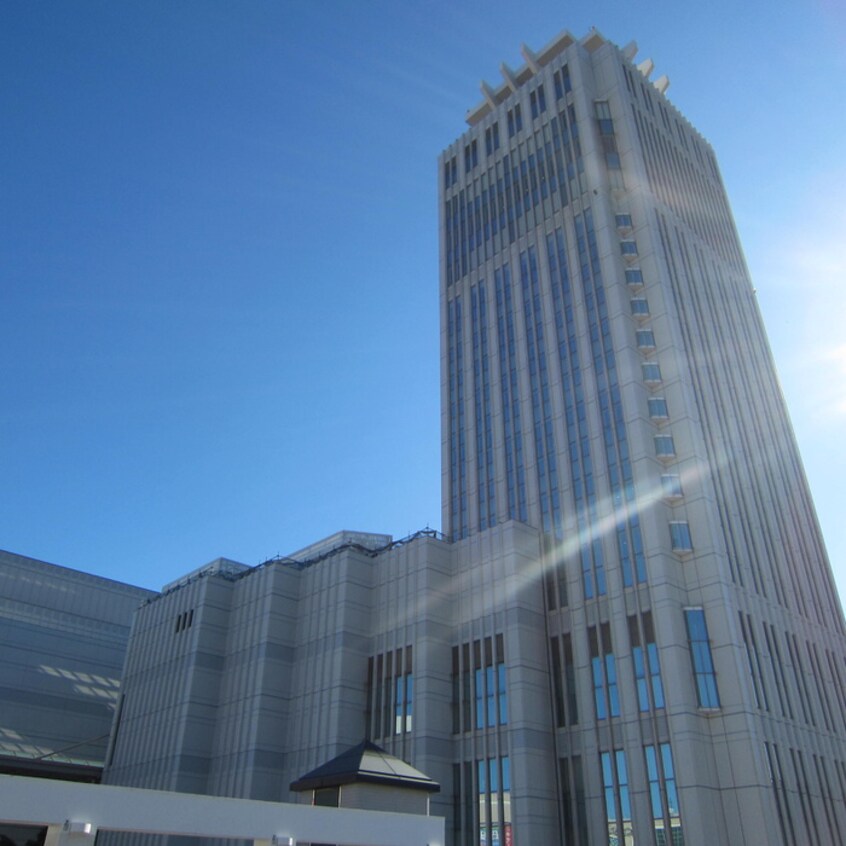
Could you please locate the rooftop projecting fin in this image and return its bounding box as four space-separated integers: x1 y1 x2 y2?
465 28 668 126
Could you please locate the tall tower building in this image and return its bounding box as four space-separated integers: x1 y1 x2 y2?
99 27 846 846
439 26 846 846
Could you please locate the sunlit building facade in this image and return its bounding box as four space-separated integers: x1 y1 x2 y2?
101 27 846 846
439 26 846 846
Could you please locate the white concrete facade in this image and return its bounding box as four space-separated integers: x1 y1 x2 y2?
439 26 846 846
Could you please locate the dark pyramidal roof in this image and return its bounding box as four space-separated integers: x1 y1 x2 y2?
290 740 440 793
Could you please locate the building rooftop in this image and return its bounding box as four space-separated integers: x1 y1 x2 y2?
290 740 440 793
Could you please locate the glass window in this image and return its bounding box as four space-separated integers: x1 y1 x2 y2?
620 240 638 255
405 673 413 732
590 625 619 721
615 214 633 228
642 362 662 383
670 521 693 552
645 743 683 845
648 397 669 419
601 749 632 846
630 298 649 316
498 662 508 725
654 434 675 459
530 87 546 119
661 474 683 498
636 329 656 349
685 608 721 708
625 268 643 286
595 100 611 119
486 665 496 727
475 667 485 728
313 786 340 807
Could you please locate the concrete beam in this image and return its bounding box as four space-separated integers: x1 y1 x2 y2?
1 775 444 846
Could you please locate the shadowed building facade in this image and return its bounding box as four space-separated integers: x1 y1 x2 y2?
102 29 846 846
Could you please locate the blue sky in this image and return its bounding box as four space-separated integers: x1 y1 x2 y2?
2 0 845 595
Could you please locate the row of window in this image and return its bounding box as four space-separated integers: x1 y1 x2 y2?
551 607 719 721
365 646 413 739
443 103 583 286
545 226 602 607
621 61 709 173
451 634 508 733
452 756 511 846
451 63 573 190
560 743 682 846
574 209 646 594
655 211 844 629
173 608 194 633
620 216 694 557
624 64 744 272
740 611 846 733
765 742 846 846
595 100 621 171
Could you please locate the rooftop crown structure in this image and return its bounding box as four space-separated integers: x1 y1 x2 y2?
101 28 846 846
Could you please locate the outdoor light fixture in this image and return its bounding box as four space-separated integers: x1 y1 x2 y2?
63 822 94 837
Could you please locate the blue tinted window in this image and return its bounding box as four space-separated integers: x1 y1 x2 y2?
685 608 720 707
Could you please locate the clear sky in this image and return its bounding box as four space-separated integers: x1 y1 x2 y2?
2 0 845 595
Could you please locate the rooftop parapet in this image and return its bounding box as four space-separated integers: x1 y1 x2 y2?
465 28 668 126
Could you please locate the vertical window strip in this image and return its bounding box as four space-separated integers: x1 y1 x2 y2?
452 646 460 734
738 612 768 712
464 761 474 846
575 210 646 589
447 297 466 539
825 650 846 733
684 607 721 708
645 743 684 846
470 283 496 531
368 647 413 740
453 635 507 734
765 741 797 846
629 612 664 712
475 756 512 846
365 657 374 738
765 624 793 719
383 650 393 734
550 636 565 727
812 755 838 844
452 764 462 843
590 623 620 720
374 653 384 738
791 747 821 844
601 749 633 846
494 265 528 522
479 283 496 528
546 226 604 603
549 633 579 727
787 633 815 727
808 640 835 732
559 755 588 846
520 245 562 536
